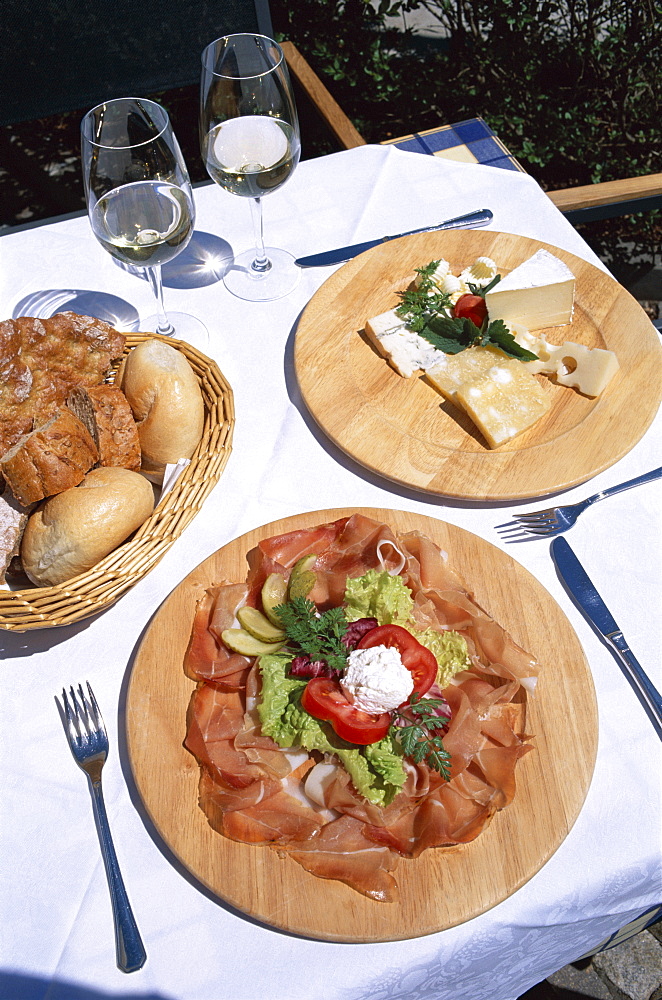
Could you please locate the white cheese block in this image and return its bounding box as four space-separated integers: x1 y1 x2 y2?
485 249 575 330
364 309 446 377
455 359 551 448
364 308 406 339
551 341 619 396
427 345 507 400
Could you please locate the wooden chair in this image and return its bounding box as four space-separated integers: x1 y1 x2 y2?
546 173 662 224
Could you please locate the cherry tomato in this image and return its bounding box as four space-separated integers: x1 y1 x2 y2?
357 624 437 697
453 293 487 329
301 677 391 745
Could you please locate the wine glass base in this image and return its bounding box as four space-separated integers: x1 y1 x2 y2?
142 312 210 352
223 247 300 301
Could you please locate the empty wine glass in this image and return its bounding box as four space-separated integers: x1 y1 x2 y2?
200 34 301 301
81 97 207 344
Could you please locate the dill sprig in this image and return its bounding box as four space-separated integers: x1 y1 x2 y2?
273 597 349 672
391 693 452 780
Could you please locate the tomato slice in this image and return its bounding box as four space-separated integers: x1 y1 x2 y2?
301 677 391 745
453 293 487 329
357 624 437 697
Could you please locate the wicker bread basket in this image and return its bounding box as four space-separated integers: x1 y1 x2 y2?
0 333 234 632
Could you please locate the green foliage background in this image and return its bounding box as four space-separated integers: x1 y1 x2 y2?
274 0 661 273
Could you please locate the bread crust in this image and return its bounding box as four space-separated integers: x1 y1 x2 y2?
118 339 204 476
0 409 99 505
20 466 156 586
67 385 141 471
0 312 126 456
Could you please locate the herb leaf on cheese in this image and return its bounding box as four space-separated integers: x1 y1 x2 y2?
481 319 540 360
416 315 480 354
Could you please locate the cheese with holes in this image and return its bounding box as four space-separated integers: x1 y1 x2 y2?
485 249 575 330
364 309 446 377
426 345 507 399
455 359 551 448
551 341 619 396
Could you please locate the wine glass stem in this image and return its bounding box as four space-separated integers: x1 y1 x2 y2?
248 198 271 275
146 264 174 336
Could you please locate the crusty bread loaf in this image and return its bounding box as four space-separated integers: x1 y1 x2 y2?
0 409 99 505
21 467 156 586
67 384 141 471
0 485 30 584
0 312 126 456
117 339 204 477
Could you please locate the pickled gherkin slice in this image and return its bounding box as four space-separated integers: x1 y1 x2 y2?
237 606 285 643
221 628 286 656
261 573 288 626
288 554 317 600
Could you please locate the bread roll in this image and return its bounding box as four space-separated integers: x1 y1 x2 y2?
67 384 141 471
0 409 99 505
21 467 155 586
117 339 204 476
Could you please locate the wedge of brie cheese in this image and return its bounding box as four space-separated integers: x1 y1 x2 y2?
455 359 551 448
485 249 575 330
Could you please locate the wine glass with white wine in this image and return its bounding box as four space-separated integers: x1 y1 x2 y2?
200 34 301 301
81 97 207 345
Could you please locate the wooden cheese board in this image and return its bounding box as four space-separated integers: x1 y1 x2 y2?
126 507 598 942
294 231 662 500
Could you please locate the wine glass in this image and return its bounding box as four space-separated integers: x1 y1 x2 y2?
81 97 207 345
200 34 301 301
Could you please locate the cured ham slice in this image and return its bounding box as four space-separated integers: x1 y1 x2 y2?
288 815 400 902
183 514 538 901
184 584 252 690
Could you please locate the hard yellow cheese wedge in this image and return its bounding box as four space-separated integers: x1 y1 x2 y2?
551 342 619 397
455 359 551 448
426 345 507 399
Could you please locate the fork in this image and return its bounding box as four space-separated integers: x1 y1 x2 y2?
60 683 146 973
498 467 662 539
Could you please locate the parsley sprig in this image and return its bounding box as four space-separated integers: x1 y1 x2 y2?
395 261 539 362
273 597 349 673
391 693 452 780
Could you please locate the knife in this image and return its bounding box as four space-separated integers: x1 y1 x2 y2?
551 537 662 736
294 209 494 267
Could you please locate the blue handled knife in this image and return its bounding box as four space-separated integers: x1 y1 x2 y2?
551 536 662 737
294 209 493 267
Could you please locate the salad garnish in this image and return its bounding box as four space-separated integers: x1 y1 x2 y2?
273 596 349 673
391 693 452 780
270 592 453 780
395 260 539 361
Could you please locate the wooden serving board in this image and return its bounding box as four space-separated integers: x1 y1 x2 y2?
294 231 662 500
126 508 598 942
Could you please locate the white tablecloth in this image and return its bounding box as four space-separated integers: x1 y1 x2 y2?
1 145 660 1000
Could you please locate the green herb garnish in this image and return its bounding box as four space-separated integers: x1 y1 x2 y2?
394 261 539 361
466 273 502 298
391 693 452 780
395 260 454 333
273 597 349 672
